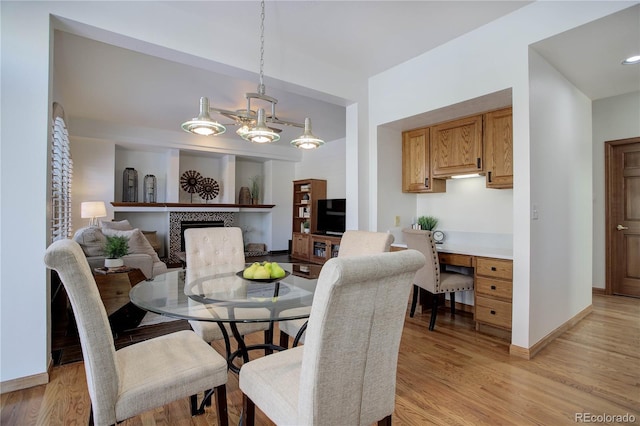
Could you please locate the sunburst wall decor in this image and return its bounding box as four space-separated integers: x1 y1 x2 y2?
198 177 220 202
180 170 203 202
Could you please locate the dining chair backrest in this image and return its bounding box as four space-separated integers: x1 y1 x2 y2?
401 228 440 293
298 249 425 424
185 227 245 268
43 239 119 424
337 230 394 257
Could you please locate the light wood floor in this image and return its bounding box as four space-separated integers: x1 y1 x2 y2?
2 294 638 425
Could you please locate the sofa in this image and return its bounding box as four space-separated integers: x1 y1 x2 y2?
72 220 167 279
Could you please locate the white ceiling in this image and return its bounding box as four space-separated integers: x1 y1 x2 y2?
54 2 639 148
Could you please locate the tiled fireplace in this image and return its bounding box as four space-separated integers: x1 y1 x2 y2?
168 211 235 263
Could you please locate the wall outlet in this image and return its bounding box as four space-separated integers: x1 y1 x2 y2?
394 215 401 226
531 204 539 220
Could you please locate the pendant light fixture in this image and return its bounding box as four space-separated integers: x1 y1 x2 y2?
181 97 226 136
180 0 324 149
291 118 325 149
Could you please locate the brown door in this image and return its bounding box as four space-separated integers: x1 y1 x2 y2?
606 138 640 297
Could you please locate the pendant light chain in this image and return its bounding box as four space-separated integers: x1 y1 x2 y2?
258 0 266 95
181 0 324 148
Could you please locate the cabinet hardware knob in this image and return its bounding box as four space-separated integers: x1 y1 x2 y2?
477 158 481 168
490 285 496 290
490 310 496 315
488 171 492 182
491 266 497 271
424 177 429 188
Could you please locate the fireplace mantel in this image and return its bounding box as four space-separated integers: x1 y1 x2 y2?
111 202 275 213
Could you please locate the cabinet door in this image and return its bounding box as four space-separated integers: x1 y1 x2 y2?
402 128 445 193
291 232 310 260
431 115 483 177
484 107 513 189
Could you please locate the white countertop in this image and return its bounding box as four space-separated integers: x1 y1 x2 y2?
392 242 512 260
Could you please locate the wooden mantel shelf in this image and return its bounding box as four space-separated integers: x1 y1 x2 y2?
111 202 275 208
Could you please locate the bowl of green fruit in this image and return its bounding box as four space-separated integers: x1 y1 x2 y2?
237 261 290 283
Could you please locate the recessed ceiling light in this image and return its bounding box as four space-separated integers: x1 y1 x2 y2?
622 55 640 65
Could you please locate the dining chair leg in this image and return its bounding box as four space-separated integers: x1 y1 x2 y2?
214 384 229 426
190 394 201 415
409 285 419 317
378 414 392 425
242 393 255 426
429 294 438 331
450 292 456 315
264 330 272 355
279 330 289 349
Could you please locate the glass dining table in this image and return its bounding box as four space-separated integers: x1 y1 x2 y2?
129 262 321 373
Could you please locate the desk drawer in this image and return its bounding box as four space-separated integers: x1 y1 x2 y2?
475 296 512 329
475 276 512 300
438 252 473 267
476 257 512 280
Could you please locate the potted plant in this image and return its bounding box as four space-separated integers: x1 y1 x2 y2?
417 215 438 231
302 220 310 234
249 175 261 204
104 235 129 268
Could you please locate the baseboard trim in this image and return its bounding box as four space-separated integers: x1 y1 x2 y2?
509 304 593 360
592 287 606 295
1 368 50 394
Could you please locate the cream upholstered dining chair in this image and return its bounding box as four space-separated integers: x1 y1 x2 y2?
184 227 271 351
278 229 395 348
239 249 425 426
44 239 228 426
402 228 474 331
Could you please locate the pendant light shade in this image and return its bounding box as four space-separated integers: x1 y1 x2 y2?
290 118 325 149
243 108 280 143
181 97 226 136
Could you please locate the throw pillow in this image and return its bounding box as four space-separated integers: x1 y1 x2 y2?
72 227 107 257
101 228 161 263
100 219 133 230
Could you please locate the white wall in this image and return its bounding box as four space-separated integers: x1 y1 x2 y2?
294 138 346 199
1 2 52 383
592 91 640 289
529 49 593 343
264 160 296 251
376 125 416 236
71 139 116 230
417 179 513 233
368 1 628 349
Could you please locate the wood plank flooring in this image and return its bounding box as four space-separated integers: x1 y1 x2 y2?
2 294 638 425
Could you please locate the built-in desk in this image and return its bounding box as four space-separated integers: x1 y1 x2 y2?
391 242 513 332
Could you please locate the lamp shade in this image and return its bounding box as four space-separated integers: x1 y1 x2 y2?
243 108 280 143
181 97 226 136
81 202 107 226
290 118 325 149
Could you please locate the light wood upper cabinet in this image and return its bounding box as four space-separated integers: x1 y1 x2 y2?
484 107 513 189
402 128 446 193
431 114 484 177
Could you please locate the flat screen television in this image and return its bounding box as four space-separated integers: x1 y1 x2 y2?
317 198 346 236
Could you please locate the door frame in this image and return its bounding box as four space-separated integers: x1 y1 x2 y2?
604 137 640 295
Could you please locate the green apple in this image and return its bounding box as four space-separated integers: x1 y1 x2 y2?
271 262 286 278
243 263 258 279
253 265 270 279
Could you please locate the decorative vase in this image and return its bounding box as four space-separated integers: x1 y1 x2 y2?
105 258 124 269
144 174 157 203
239 187 251 204
122 168 138 202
